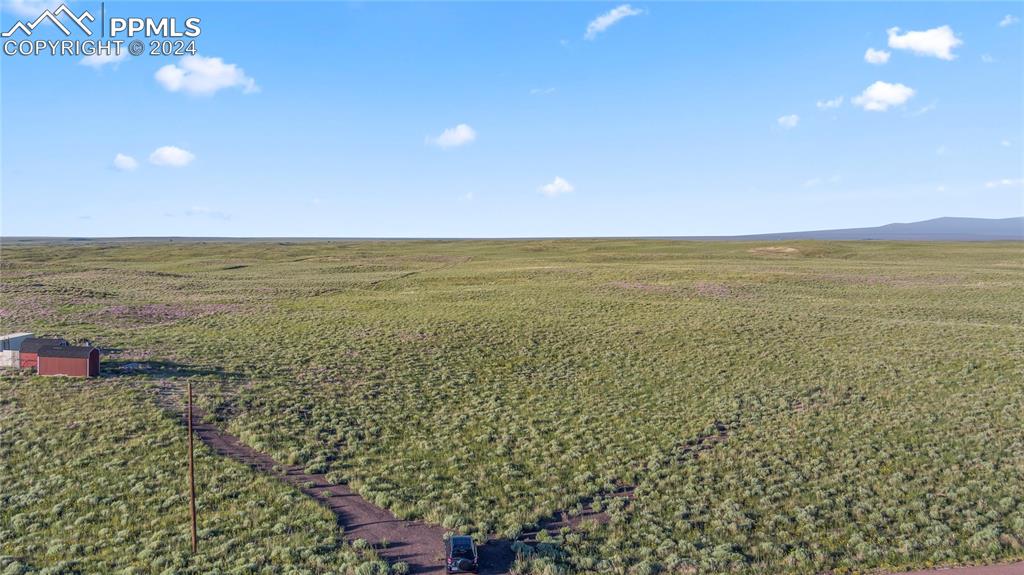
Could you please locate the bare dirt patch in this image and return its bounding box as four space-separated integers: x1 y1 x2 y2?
693 281 734 299
749 246 800 255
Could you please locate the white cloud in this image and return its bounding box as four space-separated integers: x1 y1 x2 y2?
852 81 915 111
887 26 962 60
539 176 574 197
1 0 60 17
816 96 843 110
530 87 557 96
985 178 1024 188
999 14 1020 28
112 153 138 171
585 4 643 40
149 146 195 167
777 114 799 129
155 55 259 96
427 124 477 149
80 51 127 69
936 145 948 156
864 48 891 64
981 54 995 64
1001 139 1012 147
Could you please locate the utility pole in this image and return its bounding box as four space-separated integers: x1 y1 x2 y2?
187 381 198 554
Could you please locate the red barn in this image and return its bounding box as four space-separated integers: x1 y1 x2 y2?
18 338 68 369
37 346 100 378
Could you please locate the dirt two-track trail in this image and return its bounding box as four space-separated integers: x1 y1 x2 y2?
893 564 1024 575
163 403 451 573
157 388 1024 575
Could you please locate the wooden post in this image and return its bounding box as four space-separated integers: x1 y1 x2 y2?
187 381 198 554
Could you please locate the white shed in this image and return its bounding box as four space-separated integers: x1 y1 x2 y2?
1 333 34 351
0 333 34 369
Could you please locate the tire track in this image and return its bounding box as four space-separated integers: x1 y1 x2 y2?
892 562 1024 575
156 386 448 574
156 379 733 575
155 394 1014 575
476 421 732 570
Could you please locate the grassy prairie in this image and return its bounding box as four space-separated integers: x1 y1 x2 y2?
0 378 385 574
1 239 1022 574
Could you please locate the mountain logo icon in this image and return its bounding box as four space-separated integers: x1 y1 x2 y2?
2 4 94 38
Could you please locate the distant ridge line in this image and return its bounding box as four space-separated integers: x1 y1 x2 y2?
690 216 1023 242
2 217 1021 243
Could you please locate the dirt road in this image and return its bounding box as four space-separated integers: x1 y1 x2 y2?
168 400 450 573
891 563 1024 575
159 392 1023 575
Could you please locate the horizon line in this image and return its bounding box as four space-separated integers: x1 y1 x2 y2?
3 216 1020 243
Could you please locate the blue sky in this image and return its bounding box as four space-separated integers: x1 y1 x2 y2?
1 1 1021 237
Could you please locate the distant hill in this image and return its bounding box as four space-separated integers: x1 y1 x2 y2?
3 217 1022 242
714 217 1023 241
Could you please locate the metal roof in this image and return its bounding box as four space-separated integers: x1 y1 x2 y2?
38 345 97 359
20 338 68 354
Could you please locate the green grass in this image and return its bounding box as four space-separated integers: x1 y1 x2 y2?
0 378 384 574
1 239 1022 573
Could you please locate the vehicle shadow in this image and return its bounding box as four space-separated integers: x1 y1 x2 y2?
477 540 515 574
